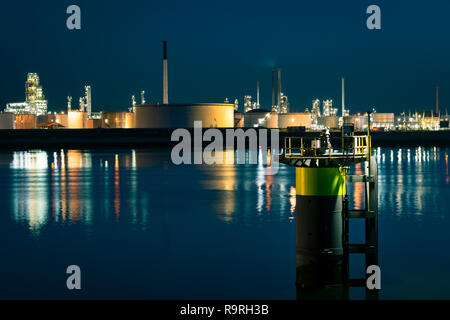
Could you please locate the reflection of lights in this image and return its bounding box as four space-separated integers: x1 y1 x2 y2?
446 154 449 184
10 150 48 170
289 186 296 215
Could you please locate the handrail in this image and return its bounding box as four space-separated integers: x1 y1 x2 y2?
283 135 370 160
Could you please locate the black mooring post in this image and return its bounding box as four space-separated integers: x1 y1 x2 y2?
365 155 379 300
342 194 350 285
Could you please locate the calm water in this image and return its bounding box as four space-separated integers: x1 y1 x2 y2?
0 147 449 299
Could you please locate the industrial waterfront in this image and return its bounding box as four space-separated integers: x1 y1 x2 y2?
1 42 449 134
0 147 448 299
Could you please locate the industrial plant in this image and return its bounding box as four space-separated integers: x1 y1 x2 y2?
1 42 449 132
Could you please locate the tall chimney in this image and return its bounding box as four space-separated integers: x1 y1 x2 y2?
436 85 439 115
163 41 168 104
67 96 72 112
341 77 345 117
277 68 282 112
272 69 275 111
256 81 260 109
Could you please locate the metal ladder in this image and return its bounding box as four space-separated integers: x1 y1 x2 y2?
343 155 379 299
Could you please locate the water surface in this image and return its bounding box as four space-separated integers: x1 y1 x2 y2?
0 147 448 299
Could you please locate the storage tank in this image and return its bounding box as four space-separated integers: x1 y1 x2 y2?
243 109 278 128
134 103 234 128
87 118 102 129
15 114 36 129
343 115 368 131
56 113 69 128
0 112 15 129
278 113 311 129
318 116 340 129
68 111 87 129
101 112 135 128
372 113 394 129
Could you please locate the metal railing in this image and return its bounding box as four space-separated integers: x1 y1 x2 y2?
284 135 371 160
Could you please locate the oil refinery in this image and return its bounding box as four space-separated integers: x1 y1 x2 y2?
1 42 449 132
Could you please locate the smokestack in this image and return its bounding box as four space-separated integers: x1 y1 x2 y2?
67 96 72 112
436 85 439 115
277 68 282 113
341 77 345 117
272 69 275 111
163 41 168 104
256 81 260 109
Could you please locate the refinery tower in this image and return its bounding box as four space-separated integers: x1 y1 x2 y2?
25 73 48 116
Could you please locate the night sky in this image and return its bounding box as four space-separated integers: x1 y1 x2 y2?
1 0 449 114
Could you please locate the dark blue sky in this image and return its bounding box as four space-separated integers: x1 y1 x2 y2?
1 0 449 114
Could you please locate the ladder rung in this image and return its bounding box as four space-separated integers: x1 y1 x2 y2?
347 244 377 254
348 244 366 253
347 175 374 183
348 210 375 219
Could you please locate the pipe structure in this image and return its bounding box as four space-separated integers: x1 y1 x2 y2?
256 81 260 109
67 96 72 113
163 41 168 104
341 77 345 117
272 69 275 112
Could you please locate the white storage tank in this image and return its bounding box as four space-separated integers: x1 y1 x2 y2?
243 109 278 128
134 103 234 128
278 113 311 129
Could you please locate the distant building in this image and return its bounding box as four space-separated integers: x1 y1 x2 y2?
5 102 31 114
5 73 48 116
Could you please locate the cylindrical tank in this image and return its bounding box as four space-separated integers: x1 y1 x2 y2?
0 113 15 129
101 112 134 128
135 103 234 128
296 167 346 289
15 114 36 129
68 111 87 129
243 109 278 128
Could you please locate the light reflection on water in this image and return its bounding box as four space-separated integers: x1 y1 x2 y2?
0 147 449 299
8 149 294 234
